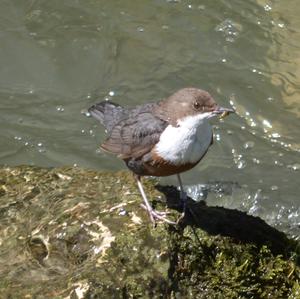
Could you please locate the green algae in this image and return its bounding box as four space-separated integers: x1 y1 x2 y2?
167 227 300 298
0 165 299 298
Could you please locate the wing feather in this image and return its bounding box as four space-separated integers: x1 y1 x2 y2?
101 111 168 159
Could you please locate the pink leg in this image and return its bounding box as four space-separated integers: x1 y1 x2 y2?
136 176 176 225
176 174 187 222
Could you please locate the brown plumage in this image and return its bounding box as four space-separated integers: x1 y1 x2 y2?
88 87 234 224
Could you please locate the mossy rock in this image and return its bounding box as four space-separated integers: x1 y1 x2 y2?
0 165 299 298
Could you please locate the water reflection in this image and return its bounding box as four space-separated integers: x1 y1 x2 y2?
215 18 242 42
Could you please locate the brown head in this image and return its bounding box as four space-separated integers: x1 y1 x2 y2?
154 87 234 125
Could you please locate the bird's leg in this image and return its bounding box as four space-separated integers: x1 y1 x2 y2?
135 176 176 225
140 204 171 216
136 176 154 223
176 174 188 222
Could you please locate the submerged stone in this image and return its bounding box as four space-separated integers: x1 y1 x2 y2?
0 165 299 298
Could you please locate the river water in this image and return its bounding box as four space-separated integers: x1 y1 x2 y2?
1 0 300 237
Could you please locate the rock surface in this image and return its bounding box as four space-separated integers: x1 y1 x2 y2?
0 165 299 298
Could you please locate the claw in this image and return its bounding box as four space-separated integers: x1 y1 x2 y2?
150 209 176 225
136 177 176 225
140 204 176 225
140 204 171 216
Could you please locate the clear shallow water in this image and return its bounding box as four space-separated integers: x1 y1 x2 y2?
1 0 300 236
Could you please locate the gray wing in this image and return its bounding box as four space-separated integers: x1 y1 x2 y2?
101 110 168 159
88 101 128 134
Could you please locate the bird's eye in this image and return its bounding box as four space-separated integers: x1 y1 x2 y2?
193 101 201 110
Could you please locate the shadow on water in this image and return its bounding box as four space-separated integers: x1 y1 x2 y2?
156 184 294 257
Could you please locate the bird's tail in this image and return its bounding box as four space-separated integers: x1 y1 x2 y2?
88 101 126 133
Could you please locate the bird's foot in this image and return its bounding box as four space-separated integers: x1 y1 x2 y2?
140 204 176 225
176 191 188 224
140 204 172 216
179 190 187 201
176 211 186 224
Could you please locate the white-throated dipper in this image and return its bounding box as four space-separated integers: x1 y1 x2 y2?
88 88 234 224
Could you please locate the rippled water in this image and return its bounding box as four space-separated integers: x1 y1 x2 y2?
1 0 300 236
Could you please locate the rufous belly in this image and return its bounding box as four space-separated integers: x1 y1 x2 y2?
139 150 208 177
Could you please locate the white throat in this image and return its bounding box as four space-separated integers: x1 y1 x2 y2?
154 113 213 165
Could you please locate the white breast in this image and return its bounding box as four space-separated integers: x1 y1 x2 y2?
154 113 213 165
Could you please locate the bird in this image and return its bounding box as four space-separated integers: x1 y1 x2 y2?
88 87 234 224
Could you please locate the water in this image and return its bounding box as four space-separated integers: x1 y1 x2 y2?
1 0 300 236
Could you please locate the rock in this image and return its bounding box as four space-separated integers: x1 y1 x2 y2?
0 165 299 298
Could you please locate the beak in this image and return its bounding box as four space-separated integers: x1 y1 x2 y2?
213 106 235 119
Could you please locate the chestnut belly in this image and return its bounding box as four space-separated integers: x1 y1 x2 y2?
124 150 208 177
141 159 199 176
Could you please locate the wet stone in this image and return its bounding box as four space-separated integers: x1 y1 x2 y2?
0 165 299 298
